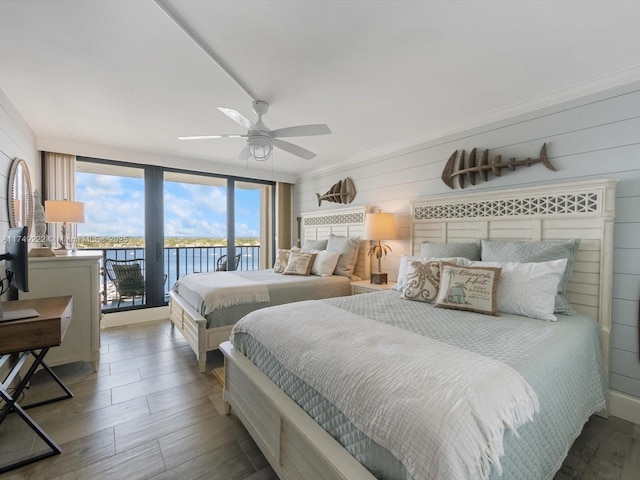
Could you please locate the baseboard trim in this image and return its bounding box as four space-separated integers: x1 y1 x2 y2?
102 306 170 328
609 389 640 425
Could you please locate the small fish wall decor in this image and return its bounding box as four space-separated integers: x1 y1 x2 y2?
316 177 357 206
441 143 556 189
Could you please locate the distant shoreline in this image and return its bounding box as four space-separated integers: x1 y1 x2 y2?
76 237 260 249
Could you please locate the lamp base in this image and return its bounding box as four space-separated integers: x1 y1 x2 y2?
54 248 70 256
370 272 388 285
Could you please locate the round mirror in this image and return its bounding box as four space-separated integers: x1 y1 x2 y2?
8 158 33 234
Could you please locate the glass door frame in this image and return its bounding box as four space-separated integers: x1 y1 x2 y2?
75 156 276 310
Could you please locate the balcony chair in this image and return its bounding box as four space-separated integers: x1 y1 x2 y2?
105 258 146 307
215 253 242 271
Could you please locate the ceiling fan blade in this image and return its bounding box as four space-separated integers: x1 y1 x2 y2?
270 124 331 138
273 139 317 160
217 107 255 130
178 134 247 140
238 146 250 161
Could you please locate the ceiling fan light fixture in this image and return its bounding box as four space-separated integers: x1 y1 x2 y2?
181 100 331 161
248 136 273 161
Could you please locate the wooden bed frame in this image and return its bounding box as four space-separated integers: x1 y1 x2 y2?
220 178 618 480
169 205 371 372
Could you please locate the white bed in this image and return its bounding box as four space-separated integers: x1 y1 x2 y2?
220 178 617 480
169 205 372 372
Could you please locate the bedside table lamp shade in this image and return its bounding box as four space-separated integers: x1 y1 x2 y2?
45 200 85 252
364 211 397 284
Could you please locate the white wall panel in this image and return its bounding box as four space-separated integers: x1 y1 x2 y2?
0 89 39 238
612 299 638 328
610 373 640 398
0 90 40 305
612 274 640 302
611 324 640 354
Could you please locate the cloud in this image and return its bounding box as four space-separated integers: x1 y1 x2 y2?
77 172 261 240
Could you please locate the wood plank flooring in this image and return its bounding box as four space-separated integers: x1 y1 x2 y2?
0 320 276 480
1 319 639 479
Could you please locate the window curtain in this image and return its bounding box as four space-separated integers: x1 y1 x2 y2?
276 182 292 249
44 152 78 249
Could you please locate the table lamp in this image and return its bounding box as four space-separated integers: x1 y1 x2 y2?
364 210 397 284
45 199 85 254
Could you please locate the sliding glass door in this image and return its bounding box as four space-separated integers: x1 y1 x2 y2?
163 171 228 292
76 161 147 309
76 159 275 311
235 181 274 270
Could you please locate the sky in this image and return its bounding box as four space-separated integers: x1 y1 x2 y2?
76 172 261 239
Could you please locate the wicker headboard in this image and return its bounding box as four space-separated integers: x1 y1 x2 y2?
301 205 371 280
410 178 618 373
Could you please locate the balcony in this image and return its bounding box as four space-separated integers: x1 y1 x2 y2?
85 245 261 310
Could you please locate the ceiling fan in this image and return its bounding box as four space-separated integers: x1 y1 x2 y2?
179 100 332 161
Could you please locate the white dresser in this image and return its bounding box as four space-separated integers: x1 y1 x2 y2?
20 251 102 371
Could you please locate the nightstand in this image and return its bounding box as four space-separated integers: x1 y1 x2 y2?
351 279 397 295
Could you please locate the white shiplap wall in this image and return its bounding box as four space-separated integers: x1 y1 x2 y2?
293 80 640 406
0 88 40 244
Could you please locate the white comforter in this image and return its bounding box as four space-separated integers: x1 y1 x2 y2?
174 272 269 315
232 300 540 480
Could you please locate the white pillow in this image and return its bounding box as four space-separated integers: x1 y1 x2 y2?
469 259 567 321
310 250 341 277
393 255 472 292
326 235 360 278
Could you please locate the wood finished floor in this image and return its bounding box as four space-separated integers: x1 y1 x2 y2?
0 321 276 480
1 319 639 480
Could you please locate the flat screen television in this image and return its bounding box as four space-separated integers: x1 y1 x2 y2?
0 226 37 321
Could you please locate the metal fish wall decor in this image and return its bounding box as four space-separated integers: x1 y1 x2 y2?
316 177 357 206
441 143 555 189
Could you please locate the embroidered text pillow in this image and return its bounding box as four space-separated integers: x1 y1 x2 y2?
435 263 501 315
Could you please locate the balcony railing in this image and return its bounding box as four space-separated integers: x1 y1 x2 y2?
86 245 261 310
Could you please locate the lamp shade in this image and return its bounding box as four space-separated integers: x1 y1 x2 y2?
44 200 85 223
364 211 397 240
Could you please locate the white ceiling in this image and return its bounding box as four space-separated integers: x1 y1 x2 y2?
2 0 640 182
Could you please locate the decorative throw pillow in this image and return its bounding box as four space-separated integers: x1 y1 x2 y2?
393 255 472 292
309 250 341 277
273 249 291 273
470 259 567 321
283 252 317 276
401 260 442 303
273 247 301 273
326 235 360 278
420 241 481 261
435 263 501 315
